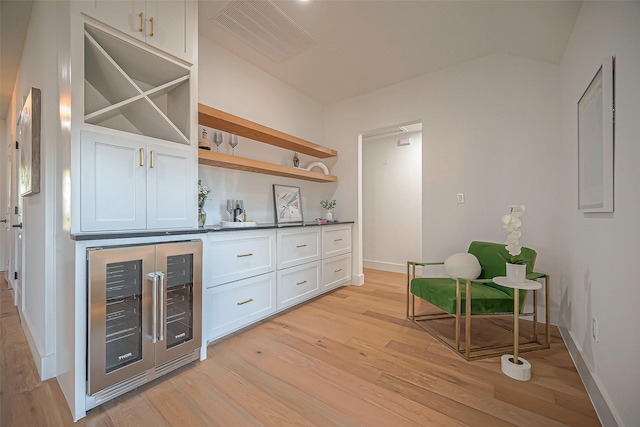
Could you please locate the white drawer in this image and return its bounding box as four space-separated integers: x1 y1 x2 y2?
322 253 352 291
205 272 277 342
322 225 352 258
207 230 276 286
277 228 321 270
276 261 321 310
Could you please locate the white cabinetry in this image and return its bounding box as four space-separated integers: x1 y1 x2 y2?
204 230 277 341
206 272 277 341
80 130 196 231
79 0 195 63
277 227 321 270
83 24 191 145
204 224 352 343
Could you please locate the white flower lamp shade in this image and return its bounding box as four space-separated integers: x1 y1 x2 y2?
444 253 481 280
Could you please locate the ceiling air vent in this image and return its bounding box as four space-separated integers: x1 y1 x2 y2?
212 0 318 63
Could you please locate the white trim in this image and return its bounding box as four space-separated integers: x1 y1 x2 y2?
19 309 56 380
351 273 365 286
364 259 423 276
559 326 620 427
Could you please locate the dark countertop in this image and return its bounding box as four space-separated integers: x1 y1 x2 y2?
71 221 354 241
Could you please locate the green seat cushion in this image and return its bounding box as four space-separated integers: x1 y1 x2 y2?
410 277 522 315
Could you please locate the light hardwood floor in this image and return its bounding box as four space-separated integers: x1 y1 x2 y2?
1 269 600 426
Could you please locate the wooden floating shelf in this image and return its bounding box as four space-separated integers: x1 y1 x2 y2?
198 150 337 183
198 104 337 159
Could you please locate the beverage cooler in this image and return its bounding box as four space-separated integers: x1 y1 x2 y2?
86 240 202 409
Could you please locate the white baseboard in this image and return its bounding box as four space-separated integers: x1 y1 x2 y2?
351 273 365 286
559 326 620 427
364 259 422 275
20 310 56 381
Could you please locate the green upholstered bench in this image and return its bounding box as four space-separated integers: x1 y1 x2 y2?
406 241 550 361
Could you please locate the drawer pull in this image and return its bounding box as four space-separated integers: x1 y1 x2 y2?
334 268 343 273
334 238 343 242
296 244 307 248
237 298 254 306
296 280 307 285
237 253 253 258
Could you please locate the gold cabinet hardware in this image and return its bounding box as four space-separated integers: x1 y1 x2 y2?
296 244 307 248
296 280 307 285
237 298 253 306
150 150 154 168
149 17 155 37
139 148 144 166
237 253 253 258
138 12 144 32
334 268 343 273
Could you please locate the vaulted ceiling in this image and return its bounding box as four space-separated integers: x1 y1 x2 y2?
1 1 583 119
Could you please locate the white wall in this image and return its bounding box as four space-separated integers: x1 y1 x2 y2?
7 0 58 379
197 37 337 225
325 53 563 317
362 131 422 272
0 119 7 272
559 3 640 426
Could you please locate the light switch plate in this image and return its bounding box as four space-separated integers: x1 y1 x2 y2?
456 193 464 204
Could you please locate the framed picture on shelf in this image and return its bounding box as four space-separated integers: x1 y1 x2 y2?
273 184 303 224
577 56 614 213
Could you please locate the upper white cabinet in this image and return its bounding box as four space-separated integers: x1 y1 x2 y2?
84 24 191 145
80 130 196 231
79 0 195 63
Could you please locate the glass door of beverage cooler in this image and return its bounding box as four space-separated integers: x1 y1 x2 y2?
87 245 155 395
154 241 202 365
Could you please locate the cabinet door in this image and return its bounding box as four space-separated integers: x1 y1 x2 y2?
146 141 196 229
276 261 321 311
208 231 276 286
145 0 195 63
205 272 277 342
277 228 321 270
81 131 147 231
79 0 146 44
79 0 194 63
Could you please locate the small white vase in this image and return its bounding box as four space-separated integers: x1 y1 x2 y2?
506 263 526 283
325 210 333 221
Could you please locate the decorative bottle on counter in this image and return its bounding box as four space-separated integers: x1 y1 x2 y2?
233 203 243 222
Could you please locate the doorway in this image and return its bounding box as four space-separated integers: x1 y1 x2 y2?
361 122 422 273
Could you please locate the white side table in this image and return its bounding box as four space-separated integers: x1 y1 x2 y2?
493 276 542 381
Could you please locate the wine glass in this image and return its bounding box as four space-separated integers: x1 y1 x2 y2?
213 131 223 152
226 199 234 221
228 134 239 155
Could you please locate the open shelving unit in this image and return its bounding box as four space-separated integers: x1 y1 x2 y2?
84 24 191 144
198 104 338 183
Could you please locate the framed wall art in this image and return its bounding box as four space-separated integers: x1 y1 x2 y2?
18 87 41 196
273 184 303 224
577 56 614 212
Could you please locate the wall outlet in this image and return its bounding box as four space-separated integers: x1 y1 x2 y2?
592 317 598 342
456 193 464 204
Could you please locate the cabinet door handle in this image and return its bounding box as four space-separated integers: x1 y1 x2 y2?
138 12 144 32
334 238 343 242
139 148 144 166
148 273 158 343
237 298 253 306
296 244 307 248
150 150 155 168
296 280 307 285
157 272 165 342
237 253 253 258
149 17 155 37
334 268 343 273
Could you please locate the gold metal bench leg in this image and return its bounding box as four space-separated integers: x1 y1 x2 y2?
465 280 471 361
